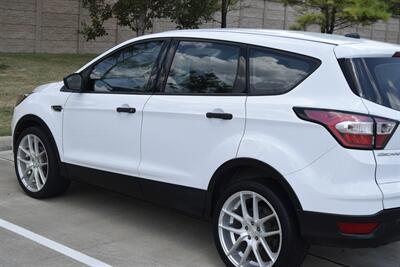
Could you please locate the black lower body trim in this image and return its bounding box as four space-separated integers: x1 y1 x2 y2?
65 163 206 218
299 209 400 248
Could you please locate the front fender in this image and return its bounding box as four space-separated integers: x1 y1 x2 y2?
12 84 71 161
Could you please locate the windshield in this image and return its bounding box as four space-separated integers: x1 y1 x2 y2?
350 57 400 112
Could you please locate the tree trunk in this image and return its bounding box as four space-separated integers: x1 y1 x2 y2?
137 13 146 36
328 7 336 34
322 5 329 33
221 0 227 28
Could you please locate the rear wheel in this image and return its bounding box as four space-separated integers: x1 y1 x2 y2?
15 126 70 198
213 181 308 267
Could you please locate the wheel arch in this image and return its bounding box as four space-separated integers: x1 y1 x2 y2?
13 114 61 164
205 158 303 220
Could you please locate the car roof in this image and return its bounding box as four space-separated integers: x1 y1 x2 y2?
156 28 370 45
154 28 400 58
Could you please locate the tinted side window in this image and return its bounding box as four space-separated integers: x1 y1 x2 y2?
165 41 240 94
249 48 320 94
351 58 400 112
89 41 163 93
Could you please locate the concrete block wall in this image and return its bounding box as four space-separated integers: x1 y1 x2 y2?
1 0 400 54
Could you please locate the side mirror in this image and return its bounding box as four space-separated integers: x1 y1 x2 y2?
63 73 83 91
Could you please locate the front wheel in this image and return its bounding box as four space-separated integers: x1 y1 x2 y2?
213 181 308 267
14 126 70 198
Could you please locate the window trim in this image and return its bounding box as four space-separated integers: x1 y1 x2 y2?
61 37 171 95
62 36 322 97
155 37 248 96
246 45 322 96
338 58 361 97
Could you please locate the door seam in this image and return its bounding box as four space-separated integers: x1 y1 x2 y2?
235 95 248 157
137 94 153 178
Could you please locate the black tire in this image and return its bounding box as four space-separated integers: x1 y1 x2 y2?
14 126 70 198
213 180 309 267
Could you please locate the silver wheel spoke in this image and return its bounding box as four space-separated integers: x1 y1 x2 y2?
239 243 251 266
17 157 30 165
33 136 40 156
240 192 250 220
253 192 259 220
262 230 281 238
37 167 46 185
256 214 275 225
219 224 244 235
27 135 34 155
223 208 244 223
33 169 41 189
260 238 277 263
227 235 247 256
19 146 30 156
252 243 265 267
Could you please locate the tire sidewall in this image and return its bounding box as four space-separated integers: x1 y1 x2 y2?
213 181 305 267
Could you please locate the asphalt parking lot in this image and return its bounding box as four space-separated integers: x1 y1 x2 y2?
0 150 399 267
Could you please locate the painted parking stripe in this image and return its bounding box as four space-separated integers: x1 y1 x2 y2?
0 218 112 267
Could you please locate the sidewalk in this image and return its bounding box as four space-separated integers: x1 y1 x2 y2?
0 136 11 151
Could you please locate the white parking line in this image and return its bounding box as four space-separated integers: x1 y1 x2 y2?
0 218 112 267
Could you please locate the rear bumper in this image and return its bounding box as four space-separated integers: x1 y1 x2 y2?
299 208 400 248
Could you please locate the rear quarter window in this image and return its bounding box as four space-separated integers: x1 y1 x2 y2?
347 58 400 112
249 48 321 95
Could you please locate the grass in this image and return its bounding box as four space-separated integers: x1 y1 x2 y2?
0 53 96 136
0 107 12 136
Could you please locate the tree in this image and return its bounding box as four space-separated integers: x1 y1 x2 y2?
165 0 219 29
282 0 390 34
80 0 218 41
385 0 400 16
112 0 160 36
219 0 238 28
80 0 112 41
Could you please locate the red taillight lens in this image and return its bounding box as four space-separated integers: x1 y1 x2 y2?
337 222 378 235
294 108 398 150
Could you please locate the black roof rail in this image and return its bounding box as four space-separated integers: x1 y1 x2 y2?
344 33 361 39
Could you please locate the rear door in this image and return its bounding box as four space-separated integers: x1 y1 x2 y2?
139 39 247 191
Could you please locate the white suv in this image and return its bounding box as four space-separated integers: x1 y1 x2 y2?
11 29 400 267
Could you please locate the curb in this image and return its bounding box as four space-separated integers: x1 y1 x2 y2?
0 136 12 152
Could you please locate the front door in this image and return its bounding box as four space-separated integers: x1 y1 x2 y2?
63 40 165 177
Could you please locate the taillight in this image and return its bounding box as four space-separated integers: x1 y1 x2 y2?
375 117 398 149
294 108 398 150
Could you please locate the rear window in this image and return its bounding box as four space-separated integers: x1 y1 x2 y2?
249 48 321 95
347 58 400 111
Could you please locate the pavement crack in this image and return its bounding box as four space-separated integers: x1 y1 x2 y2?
0 157 13 163
308 253 352 267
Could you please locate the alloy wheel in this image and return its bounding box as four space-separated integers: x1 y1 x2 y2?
16 134 49 192
218 191 283 267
